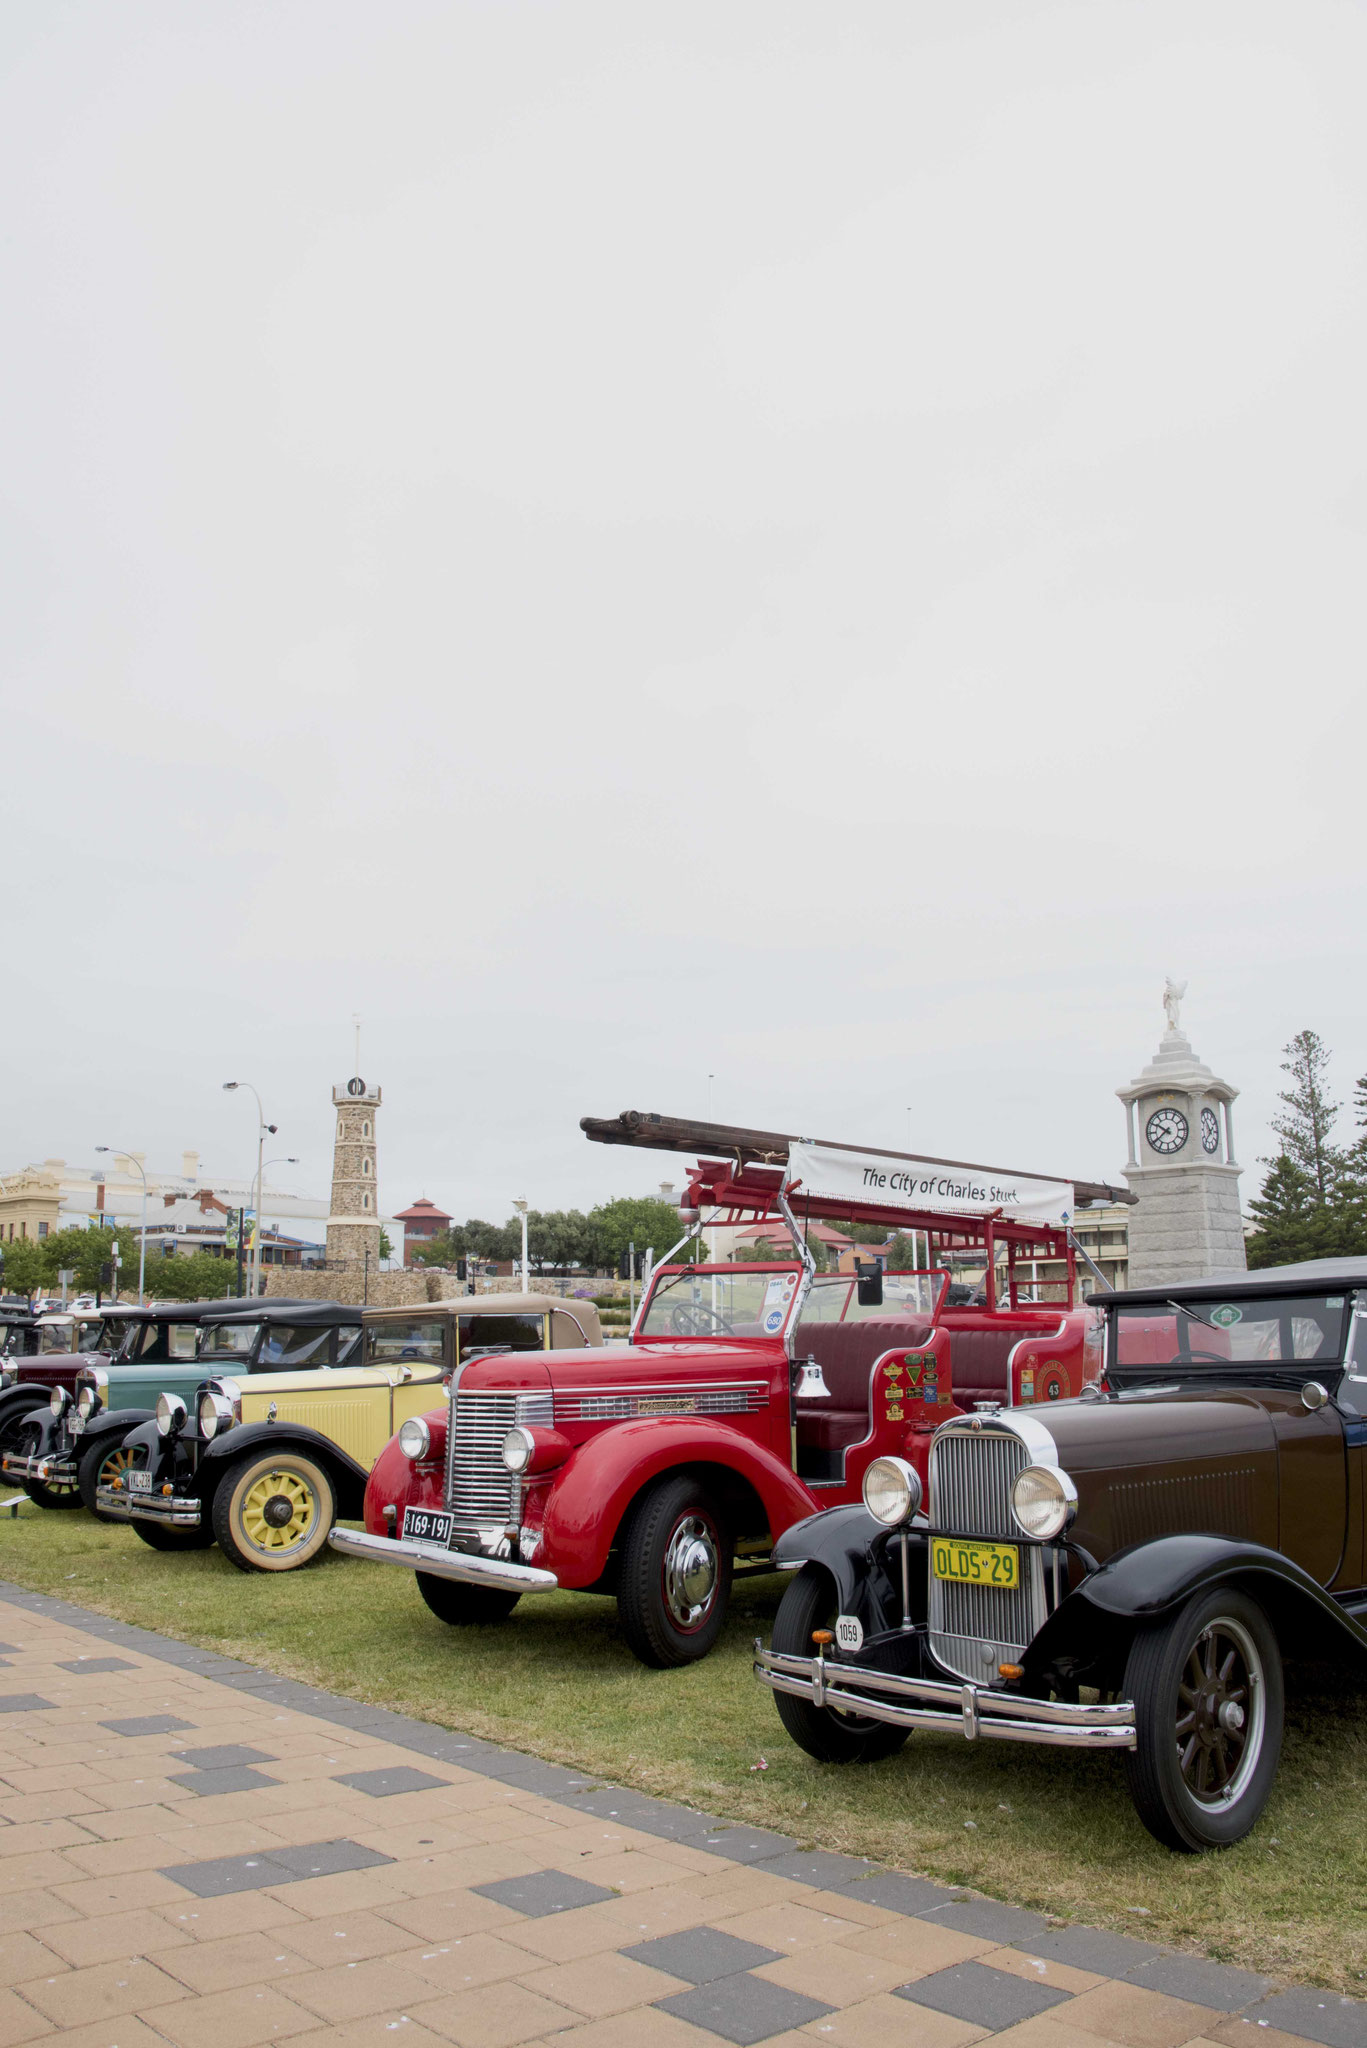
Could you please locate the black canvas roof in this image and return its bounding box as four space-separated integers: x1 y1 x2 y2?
1091 1256 1367 1310
197 1300 353 1329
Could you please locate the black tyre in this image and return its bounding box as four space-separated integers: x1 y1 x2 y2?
616 1475 732 1668
14 1419 82 1510
415 1572 521 1626
132 1518 216 1551
770 1565 909 1764
1123 1586 1283 1852
77 1437 139 1520
0 1399 45 1464
212 1449 336 1572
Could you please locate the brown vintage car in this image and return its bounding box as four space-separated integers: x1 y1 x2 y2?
756 1257 1367 1851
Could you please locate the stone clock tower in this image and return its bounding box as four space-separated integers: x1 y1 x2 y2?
324 1076 382 1271
1119 982 1245 1287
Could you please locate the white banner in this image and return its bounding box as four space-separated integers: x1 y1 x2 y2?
786 1141 1072 1228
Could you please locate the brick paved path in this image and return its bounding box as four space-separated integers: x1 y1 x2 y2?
0 1579 1362 2048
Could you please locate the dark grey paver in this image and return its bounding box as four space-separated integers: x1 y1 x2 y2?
161 1850 297 1897
655 1976 834 2044
838 1871 960 1917
754 1848 880 1889
694 1826 801 1864
0 1695 54 1712
334 1767 449 1798
1245 1988 1367 2047
1125 1954 1272 2012
172 1744 277 1770
0 1643 21 1654
101 1715 196 1737
162 1838 393 1895
167 1767 281 1797
896 1961 1070 2030
473 1869 618 1917
55 1656 136 1673
1014 1924 1165 1975
623 1929 782 1984
923 1896 1049 1942
271 1839 395 1878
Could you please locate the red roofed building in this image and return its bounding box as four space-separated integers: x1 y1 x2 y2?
394 1196 453 1266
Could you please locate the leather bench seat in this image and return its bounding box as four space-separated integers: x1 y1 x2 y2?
794 1316 934 1454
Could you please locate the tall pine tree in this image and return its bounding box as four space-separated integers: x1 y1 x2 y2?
1269 1030 1341 1200
1246 1033 1367 1267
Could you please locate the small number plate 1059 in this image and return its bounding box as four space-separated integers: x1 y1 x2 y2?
402 1507 453 1546
931 1538 1019 1588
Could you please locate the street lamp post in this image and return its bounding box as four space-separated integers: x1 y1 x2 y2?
258 1158 299 1281
512 1198 529 1292
222 1083 277 1299
94 1149 147 1305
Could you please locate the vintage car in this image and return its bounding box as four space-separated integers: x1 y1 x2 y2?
0 1305 148 1504
91 1293 602 1573
752 1256 1367 1853
330 1122 1117 1667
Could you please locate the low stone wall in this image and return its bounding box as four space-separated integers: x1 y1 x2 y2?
262 1269 633 1308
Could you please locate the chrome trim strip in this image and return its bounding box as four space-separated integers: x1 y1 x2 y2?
327 1524 558 1591
754 1643 1136 1749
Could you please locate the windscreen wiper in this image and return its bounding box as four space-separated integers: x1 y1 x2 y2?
1166 1299 1218 1331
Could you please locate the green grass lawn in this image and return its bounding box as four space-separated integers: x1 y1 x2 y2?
4 1501 1366 1992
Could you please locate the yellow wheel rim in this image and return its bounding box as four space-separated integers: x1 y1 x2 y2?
240 1469 316 1552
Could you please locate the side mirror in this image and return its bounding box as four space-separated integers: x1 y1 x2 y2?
855 1259 883 1308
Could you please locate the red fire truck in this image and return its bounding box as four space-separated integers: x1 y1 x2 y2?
329 1113 1126 1666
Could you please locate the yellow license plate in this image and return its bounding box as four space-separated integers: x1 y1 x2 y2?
931 1538 1019 1588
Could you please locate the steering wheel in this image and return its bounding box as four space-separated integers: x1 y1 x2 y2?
670 1302 734 1337
1164 1350 1229 1365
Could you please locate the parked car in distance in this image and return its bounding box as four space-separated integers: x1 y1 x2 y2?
755 1256 1367 1852
95 1294 600 1573
0 1305 149 1503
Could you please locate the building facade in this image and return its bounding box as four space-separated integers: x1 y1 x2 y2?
394 1197 453 1266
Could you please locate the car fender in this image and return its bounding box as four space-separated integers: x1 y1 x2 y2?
1027 1533 1367 1676
0 1385 52 1435
541 1418 816 1588
362 1423 447 1534
771 1504 906 1620
71 1409 154 1459
200 1422 370 1518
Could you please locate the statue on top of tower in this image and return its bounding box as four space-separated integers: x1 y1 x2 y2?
1163 976 1187 1034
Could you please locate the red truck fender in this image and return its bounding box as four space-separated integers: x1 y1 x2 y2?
538 1416 815 1589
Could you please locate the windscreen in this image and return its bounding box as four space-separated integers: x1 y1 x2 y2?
1113 1293 1349 1372
366 1317 445 1363
257 1324 333 1369
795 1271 943 1328
639 1267 800 1339
200 1322 259 1360
458 1314 545 1355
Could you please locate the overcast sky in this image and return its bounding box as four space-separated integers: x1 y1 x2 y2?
3 0 1365 1226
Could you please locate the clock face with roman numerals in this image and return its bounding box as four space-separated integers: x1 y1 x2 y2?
1201 1107 1220 1155
1146 1107 1188 1155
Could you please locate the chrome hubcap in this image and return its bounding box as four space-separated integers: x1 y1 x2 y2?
662 1515 718 1630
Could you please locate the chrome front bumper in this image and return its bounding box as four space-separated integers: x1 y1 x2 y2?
755 1641 1137 1750
96 1484 202 1526
1 1451 76 1486
327 1524 558 1593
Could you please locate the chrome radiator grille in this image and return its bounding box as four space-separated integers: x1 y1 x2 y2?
928 1425 1046 1683
445 1390 553 1541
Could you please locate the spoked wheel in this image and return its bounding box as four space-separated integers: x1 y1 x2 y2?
1123 1587 1283 1852
78 1439 137 1519
617 1475 732 1666
212 1450 336 1572
770 1565 909 1763
415 1573 521 1626
14 1419 83 1509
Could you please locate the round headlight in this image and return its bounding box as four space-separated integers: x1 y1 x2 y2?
198 1390 235 1440
398 1416 431 1462
49 1386 70 1418
862 1455 923 1528
501 1425 534 1475
1011 1463 1077 1541
155 1392 187 1438
77 1371 106 1419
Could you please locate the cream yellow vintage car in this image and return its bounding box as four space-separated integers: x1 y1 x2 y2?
95 1294 601 1572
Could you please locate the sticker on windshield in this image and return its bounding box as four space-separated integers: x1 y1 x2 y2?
1209 1305 1242 1327
762 1276 794 1333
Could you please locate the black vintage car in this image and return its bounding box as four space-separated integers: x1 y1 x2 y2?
756 1257 1367 1851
